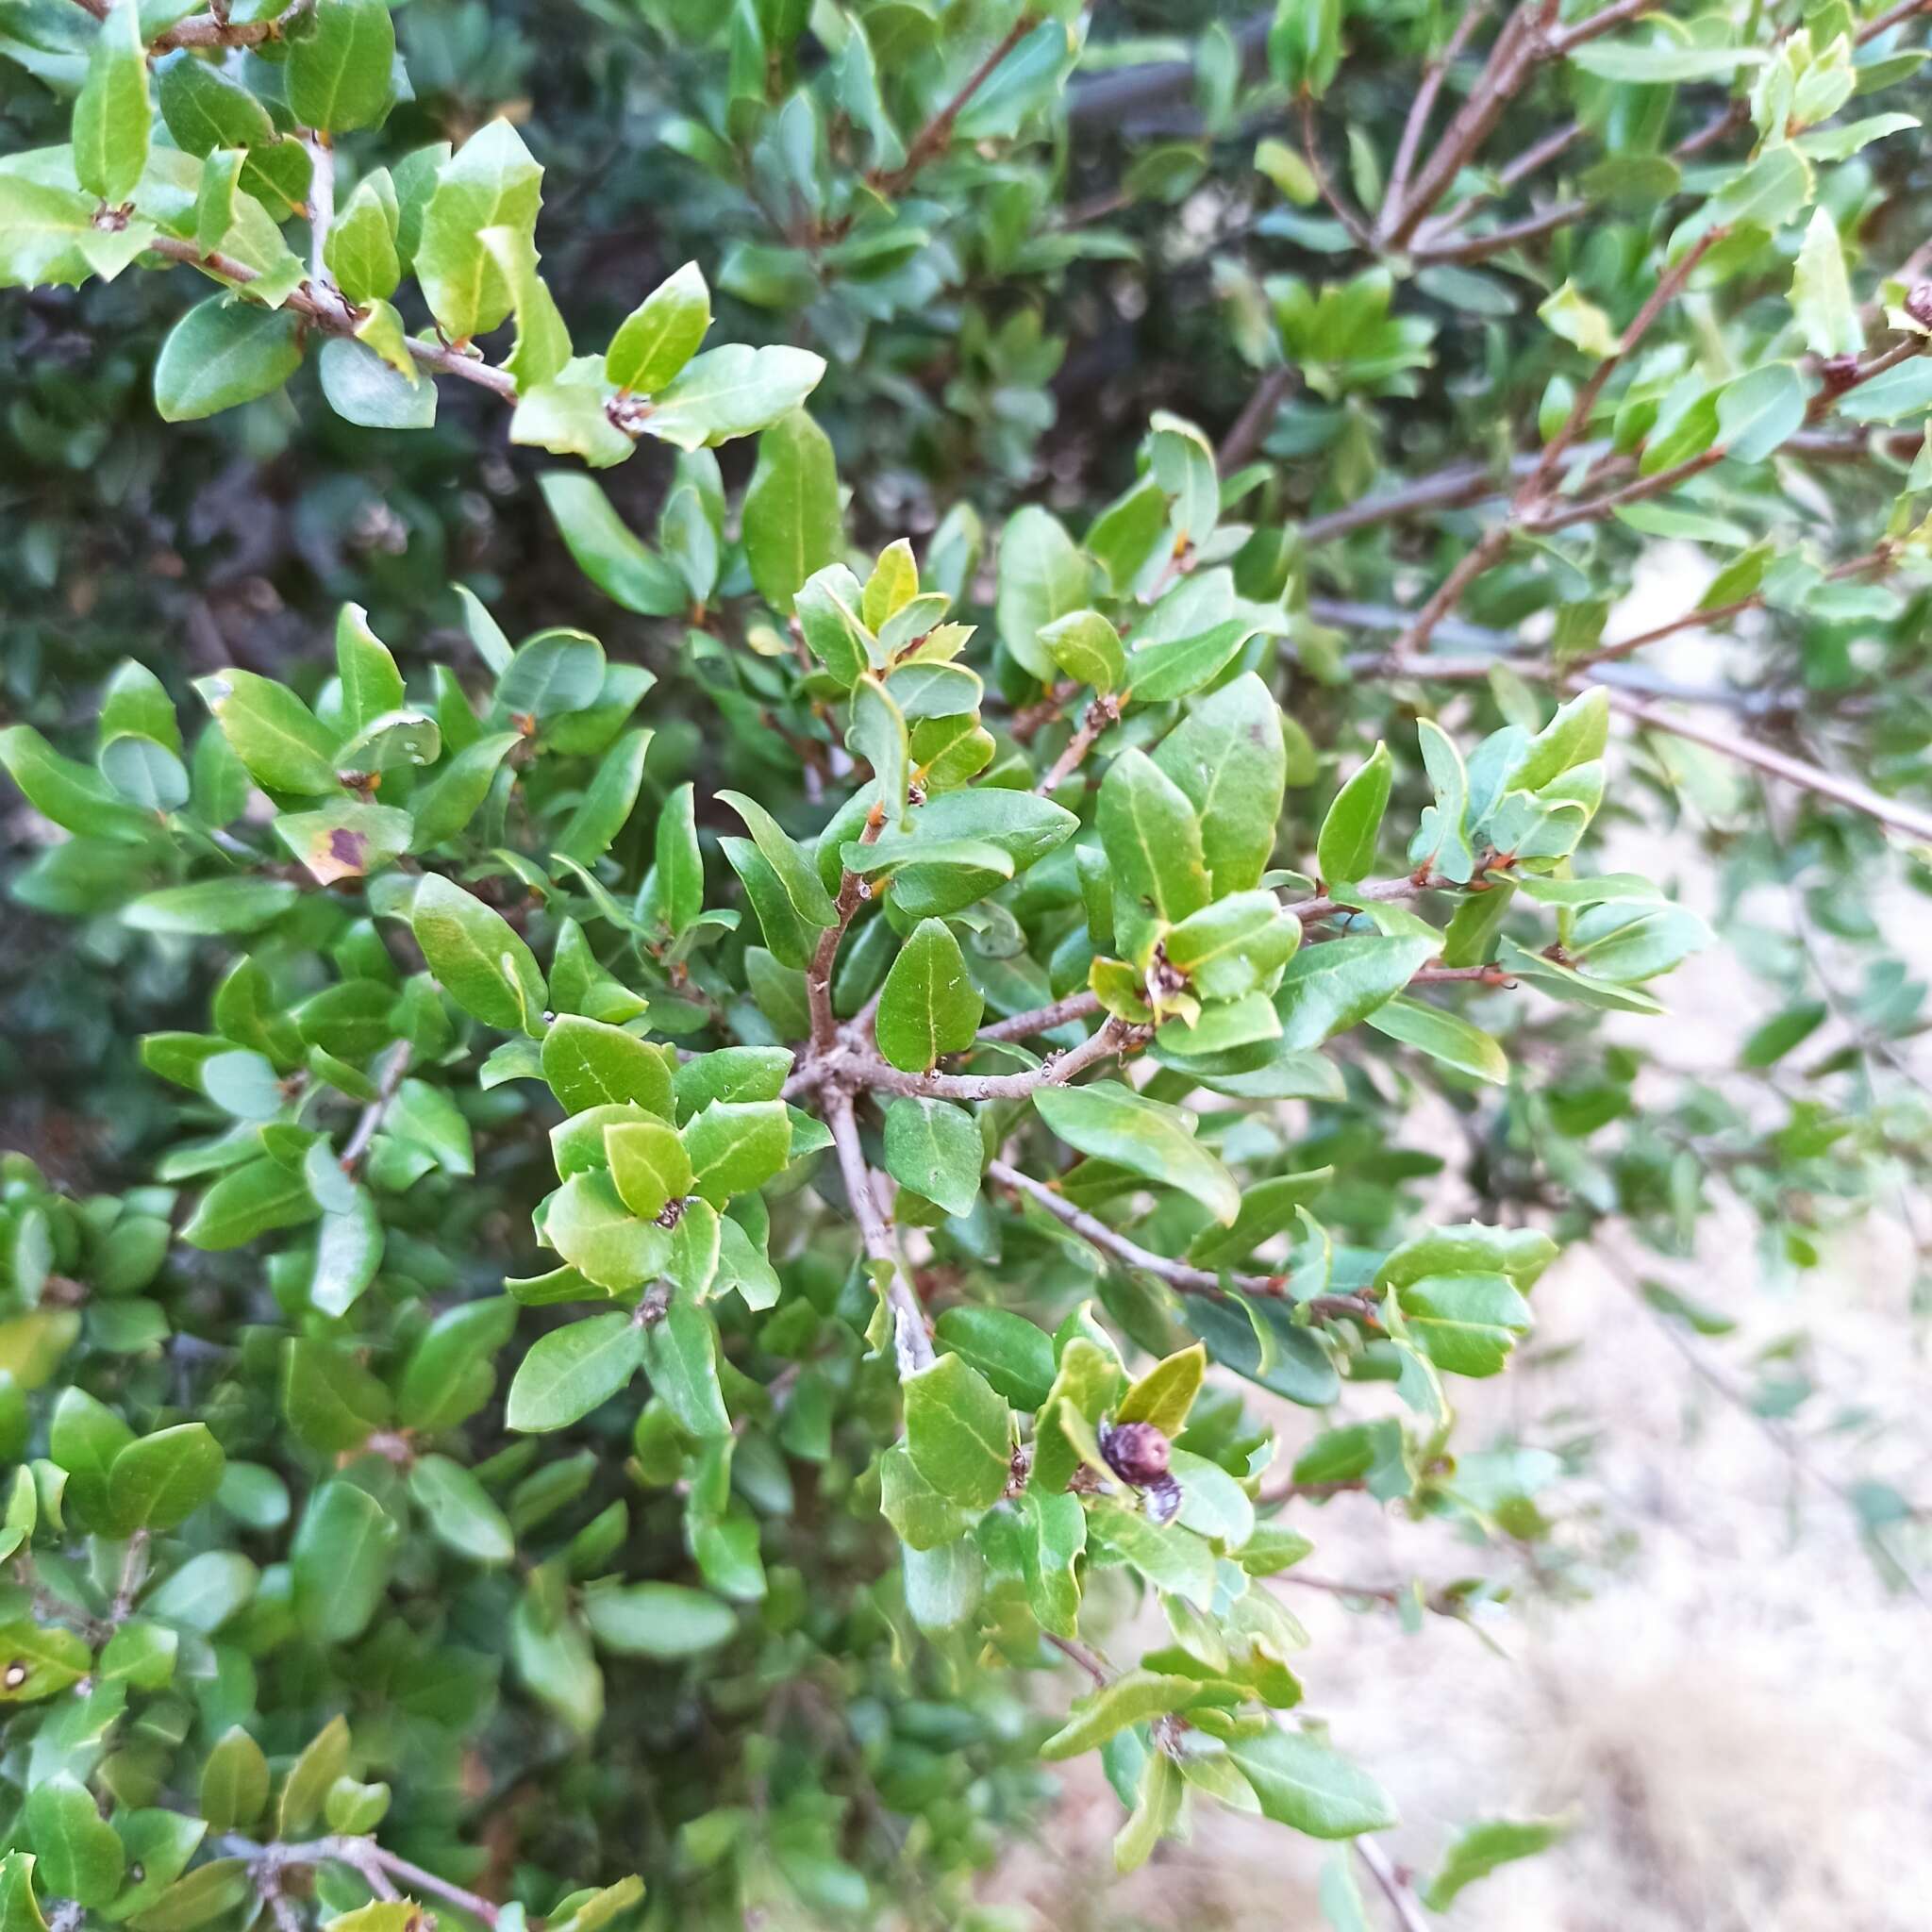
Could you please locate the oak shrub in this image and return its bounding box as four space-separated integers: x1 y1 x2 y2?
1 0 1929 1926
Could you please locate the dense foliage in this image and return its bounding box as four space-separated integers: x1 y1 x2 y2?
2 0 1930 1926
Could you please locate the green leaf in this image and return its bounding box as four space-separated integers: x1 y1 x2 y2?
1127 618 1255 702
1317 742 1391 885
157 50 275 155
1539 279 1618 358
1364 994 1507 1084
98 730 187 808
1 724 153 840
319 337 434 430
1041 609 1126 692
1152 674 1286 893
640 342 828 452
288 0 395 133
795 565 874 688
742 408 842 613
718 790 838 927
1838 357 1932 423
108 1424 225 1532
903 1351 1011 1510
408 1453 516 1564
416 120 543 342
1229 1729 1397 1839
1276 935 1437 1048
1375 1223 1555 1293
1568 41 1765 82
681 1100 791 1205
1791 208 1862 358
543 1172 671 1291
333 603 403 735
1162 891 1302 1002
1710 143 1810 232
495 626 605 721
25 1774 124 1907
0 1621 90 1703
903 1538 981 1632
194 668 341 794
556 726 652 866
411 874 547 1033
541 475 687 617
1039 1671 1204 1759
1716 361 1807 463
0 174 156 291
605 1119 692 1222
1398 1273 1532 1375
291 1484 396 1644
672 1047 792 1117
73 0 149 205
1100 746 1211 961
154 300 305 424
181 1158 317 1251
325 175 401 304
606 259 710 394
478 224 573 391
199 1727 270 1832
848 675 908 823
882 1097 982 1217
508 1312 645 1432
1016 1488 1087 1640
276 1714 350 1837
932 1305 1054 1408
1116 1750 1184 1875
511 358 635 469
1116 1342 1205 1434
408 731 520 849
1033 1081 1240 1224
583 1581 736 1658
996 506 1090 682
641 1299 731 1436
125 1858 251 1932
130 874 291 937
1423 1815 1572 1911
876 918 983 1072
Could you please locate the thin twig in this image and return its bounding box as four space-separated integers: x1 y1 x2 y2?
985 1158 1379 1324
1614 1257 1930 1607
1357 1836 1433 1932
1606 687 1932 844
868 14 1036 200
146 238 519 401
1413 197 1589 266
808 809 886 1051
222 1836 501 1928
1045 1632 1112 1687
1519 225 1726 509
824 1089 934 1374
1419 115 1582 243
1382 0 1497 233
1216 365 1295 474
65 0 317 52
1300 92 1375 251
977 990 1107 1044
304 133 337 297
341 1041 412 1174
845 1016 1137 1103
1340 630 1932 844
1573 545 1896 673
1037 694 1122 797
110 1529 150 1624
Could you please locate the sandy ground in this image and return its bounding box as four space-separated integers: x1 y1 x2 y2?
989 557 1932 1929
